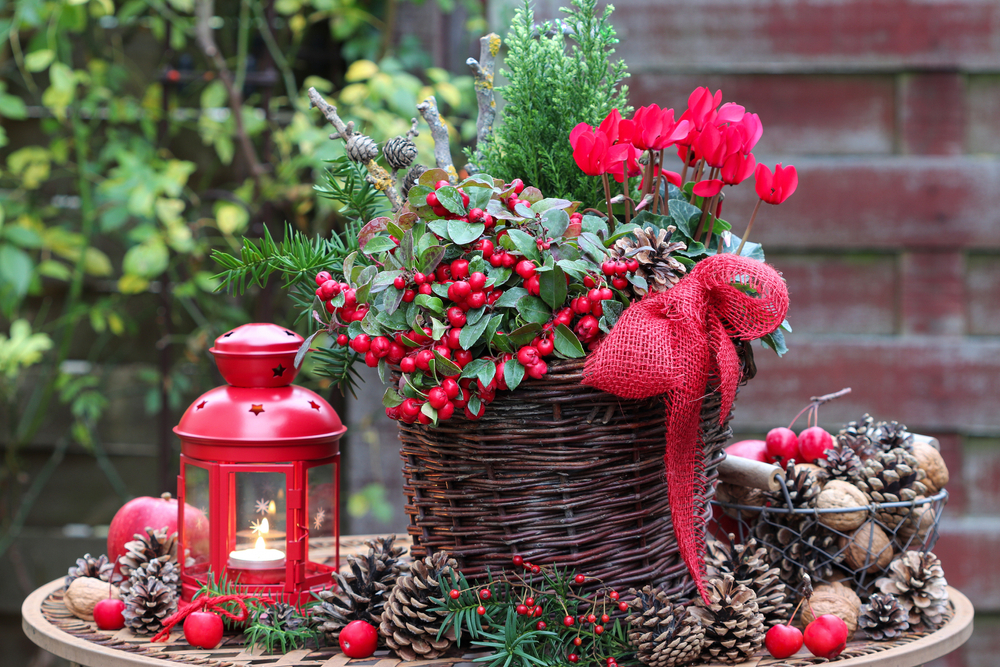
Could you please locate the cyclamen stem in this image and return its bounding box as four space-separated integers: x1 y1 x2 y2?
701 193 720 246
735 199 763 256
622 162 632 225
601 173 614 227
679 146 693 186
652 149 666 214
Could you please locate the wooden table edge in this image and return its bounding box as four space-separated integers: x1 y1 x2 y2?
23 579 974 667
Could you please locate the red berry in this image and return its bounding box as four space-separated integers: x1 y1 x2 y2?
414 272 427 284
510 178 524 194
594 625 604 635
803 614 849 659
479 589 491 600
350 334 371 353
426 192 440 207
765 623 804 659
563 616 575 627
530 565 541 574
567 655 579 664
598 287 613 301
387 343 405 364
798 426 834 463
393 275 406 290
612 276 628 289
608 591 619 601
370 336 391 358
533 605 543 616
512 555 524 566
517 346 540 367
451 259 470 279
336 334 349 346
449 589 461 599
400 357 416 373
516 604 529 615
428 387 449 410
447 307 467 327
438 401 455 420
476 239 494 257
515 260 537 279
339 620 379 659
536 621 546 630
765 426 800 466
418 283 433 295
477 605 487 615
535 338 554 356
501 252 517 268
625 258 640 272
587 613 597 624
524 597 535 607
93 598 125 631
525 274 541 296
415 349 435 371
584 275 596 288
467 291 487 309
468 272 487 291
525 360 547 380
315 270 332 286
574 316 600 343
618 601 628 612
455 350 474 367
401 398 422 419
574 574 586 584
183 611 224 650
468 208 484 221
573 637 583 647
601 260 615 276
442 377 460 399
435 180 450 190
482 213 495 229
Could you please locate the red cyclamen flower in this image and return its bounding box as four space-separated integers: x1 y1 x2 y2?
721 152 756 186
631 105 692 151
754 162 798 204
570 123 612 176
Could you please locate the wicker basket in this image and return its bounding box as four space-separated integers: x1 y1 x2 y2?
395 342 756 599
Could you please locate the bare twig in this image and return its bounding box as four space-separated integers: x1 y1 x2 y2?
195 0 264 187
466 33 500 173
306 86 403 211
416 96 457 183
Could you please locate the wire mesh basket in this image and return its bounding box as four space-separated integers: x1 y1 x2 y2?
710 467 948 596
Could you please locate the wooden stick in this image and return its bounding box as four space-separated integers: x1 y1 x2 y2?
417 96 457 184
306 86 403 211
717 455 782 491
466 33 500 174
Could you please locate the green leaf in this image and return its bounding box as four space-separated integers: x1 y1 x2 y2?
383 286 404 315
466 307 486 326
540 208 570 238
430 316 448 342
383 387 404 409
504 360 526 391
556 259 594 279
461 358 492 381
433 351 462 377
122 238 169 279
24 49 54 72
0 245 33 300
627 272 648 293
515 295 551 325
448 220 485 245
459 313 491 349
399 230 415 265
531 198 572 214
419 245 447 274
668 199 702 238
415 294 444 315
427 219 451 241
552 324 585 358
342 251 357 280
408 185 433 208
538 264 567 310
435 186 467 216
578 232 607 262
507 323 541 346
506 229 541 262
467 184 493 210
361 236 397 254
493 287 528 308
371 270 404 293
582 215 608 237
601 299 624 329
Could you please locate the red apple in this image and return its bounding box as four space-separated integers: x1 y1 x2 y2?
765 427 799 466
765 623 803 659
803 614 849 659
798 426 834 463
107 492 209 566
184 610 224 649
93 598 125 630
339 619 379 658
725 439 768 462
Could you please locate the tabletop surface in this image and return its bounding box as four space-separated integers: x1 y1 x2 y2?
22 538 975 667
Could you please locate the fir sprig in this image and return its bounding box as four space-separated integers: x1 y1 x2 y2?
244 601 320 654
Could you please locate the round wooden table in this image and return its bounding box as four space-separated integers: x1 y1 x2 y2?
23 577 973 667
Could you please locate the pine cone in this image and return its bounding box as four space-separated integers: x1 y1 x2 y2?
875 551 949 631
379 551 457 660
315 536 407 641
689 575 765 664
859 593 910 640
857 448 928 529
121 558 180 600
402 164 427 199
626 585 704 667
256 602 311 631
608 226 687 296
383 136 418 171
123 574 177 635
871 421 915 453
118 527 178 581
346 134 379 163
66 553 117 587
840 413 875 440
819 441 865 482
704 536 791 626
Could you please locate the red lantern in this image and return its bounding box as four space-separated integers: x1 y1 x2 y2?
174 323 345 603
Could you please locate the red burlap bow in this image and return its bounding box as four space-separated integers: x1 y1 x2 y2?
583 253 789 605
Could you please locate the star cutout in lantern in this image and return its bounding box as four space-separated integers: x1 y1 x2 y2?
309 401 321 411
255 498 270 514
272 364 286 377
313 508 327 530
249 404 265 415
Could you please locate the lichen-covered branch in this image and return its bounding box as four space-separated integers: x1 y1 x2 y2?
466 33 500 173
307 86 403 211
416 96 457 184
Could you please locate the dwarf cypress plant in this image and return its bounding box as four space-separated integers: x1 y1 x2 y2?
475 0 630 206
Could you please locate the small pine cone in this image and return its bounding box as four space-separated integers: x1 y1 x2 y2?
123 575 177 635
121 558 180 600
819 441 865 481
689 575 765 664
857 448 928 529
608 226 687 297
626 585 704 667
255 602 310 631
346 134 379 163
859 593 910 640
66 554 117 587
871 420 915 453
704 536 791 626
378 552 457 660
401 164 427 199
875 551 949 631
383 136 418 170
840 413 875 440
118 528 178 581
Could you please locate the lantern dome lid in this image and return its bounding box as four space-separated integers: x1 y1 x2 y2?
210 323 305 387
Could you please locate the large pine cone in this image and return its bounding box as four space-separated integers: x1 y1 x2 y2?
118 527 178 581
705 536 791 625
402 164 427 199
378 552 457 660
315 536 408 641
608 226 687 296
857 448 927 529
123 575 177 635
819 441 864 482
689 575 765 665
383 136 418 171
875 551 949 631
871 421 914 453
66 553 117 587
121 558 180 600
859 593 910 640
626 585 704 667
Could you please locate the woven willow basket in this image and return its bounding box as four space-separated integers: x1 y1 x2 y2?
395 342 756 599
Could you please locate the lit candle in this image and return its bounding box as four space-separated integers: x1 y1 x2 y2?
228 518 286 569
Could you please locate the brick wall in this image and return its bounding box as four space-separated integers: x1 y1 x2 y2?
523 0 1000 662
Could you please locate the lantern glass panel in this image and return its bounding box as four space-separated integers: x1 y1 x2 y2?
307 463 336 565
183 462 211 568
230 471 287 564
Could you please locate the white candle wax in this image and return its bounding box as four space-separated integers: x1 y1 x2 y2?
228 534 286 569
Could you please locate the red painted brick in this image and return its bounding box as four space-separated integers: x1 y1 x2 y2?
628 74 895 155
729 336 1000 433
709 157 1000 251
901 251 967 335
967 75 1000 154
934 434 967 515
767 252 897 334
933 517 1000 610
604 0 1000 72
900 73 966 156
968 254 1000 335
960 437 1000 517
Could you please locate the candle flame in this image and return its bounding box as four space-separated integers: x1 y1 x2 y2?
255 535 266 550
268 500 276 514
259 517 269 535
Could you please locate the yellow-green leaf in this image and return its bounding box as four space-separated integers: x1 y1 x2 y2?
117 274 149 294
122 238 169 278
215 202 249 235
83 247 113 276
345 60 378 82
24 50 55 72
155 197 185 224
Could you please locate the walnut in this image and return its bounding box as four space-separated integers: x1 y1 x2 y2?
790 462 829 483
801 581 861 636
895 495 937 545
716 482 765 518
815 480 869 532
912 441 949 493
839 521 894 574
64 576 120 621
